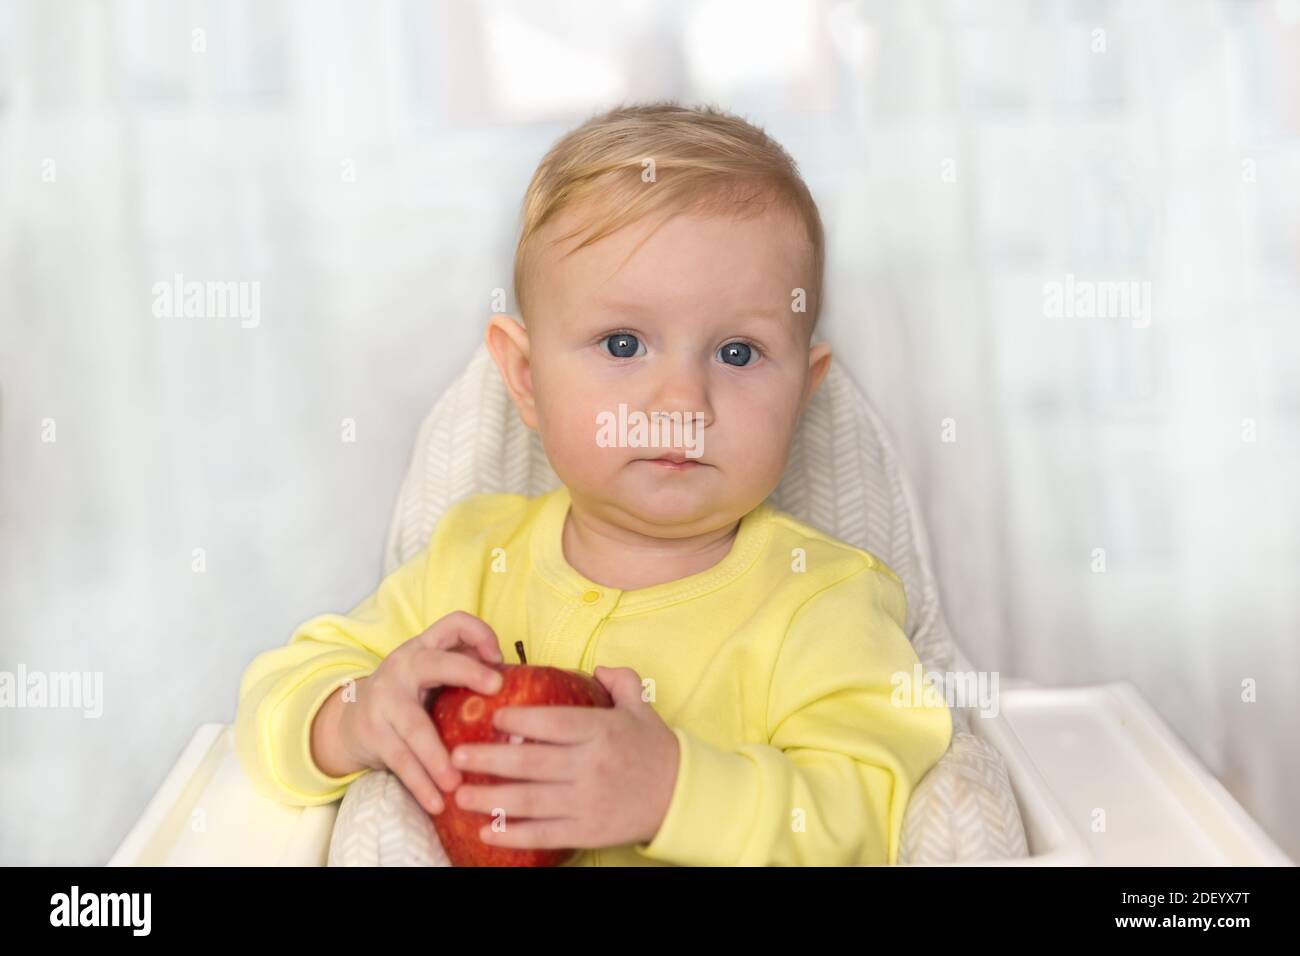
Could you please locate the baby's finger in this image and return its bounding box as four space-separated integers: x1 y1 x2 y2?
409 645 505 696
392 697 461 793
376 722 446 815
419 611 503 663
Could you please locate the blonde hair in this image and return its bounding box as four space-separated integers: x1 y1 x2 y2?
512 101 825 328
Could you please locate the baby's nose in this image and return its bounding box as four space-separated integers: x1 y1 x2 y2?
647 362 711 418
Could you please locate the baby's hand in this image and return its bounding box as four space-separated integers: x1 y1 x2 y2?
448 665 681 850
336 611 505 814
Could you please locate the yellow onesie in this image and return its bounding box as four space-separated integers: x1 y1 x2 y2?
234 485 953 865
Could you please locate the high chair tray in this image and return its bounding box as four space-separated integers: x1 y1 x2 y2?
107 682 1291 866
108 723 338 866
982 682 1292 866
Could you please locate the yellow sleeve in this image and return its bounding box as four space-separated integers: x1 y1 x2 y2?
633 564 953 866
233 547 431 806
234 492 530 806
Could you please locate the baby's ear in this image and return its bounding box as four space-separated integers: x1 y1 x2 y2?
485 313 539 430
800 341 833 413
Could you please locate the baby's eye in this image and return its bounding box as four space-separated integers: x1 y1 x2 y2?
717 341 756 367
604 333 643 358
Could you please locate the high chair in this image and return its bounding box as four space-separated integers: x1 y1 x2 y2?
109 345 1292 867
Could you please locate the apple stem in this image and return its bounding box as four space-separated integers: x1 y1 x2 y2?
515 640 527 665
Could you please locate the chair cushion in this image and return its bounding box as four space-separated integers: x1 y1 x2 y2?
328 767 449 867
901 731 1029 862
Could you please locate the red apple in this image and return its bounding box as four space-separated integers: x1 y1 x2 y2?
427 640 614 866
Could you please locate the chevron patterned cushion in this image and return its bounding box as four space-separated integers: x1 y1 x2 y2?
328 766 449 867
329 342 1028 865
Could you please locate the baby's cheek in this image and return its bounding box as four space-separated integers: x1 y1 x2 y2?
743 398 800 465
564 437 616 476
722 405 797 470
543 409 623 480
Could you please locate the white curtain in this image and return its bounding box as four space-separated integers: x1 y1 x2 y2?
1 0 1296 863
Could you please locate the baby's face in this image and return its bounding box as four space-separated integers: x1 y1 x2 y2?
495 201 829 538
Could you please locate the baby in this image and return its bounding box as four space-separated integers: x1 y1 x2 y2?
235 101 952 866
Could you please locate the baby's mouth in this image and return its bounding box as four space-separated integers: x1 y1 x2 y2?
638 452 707 470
